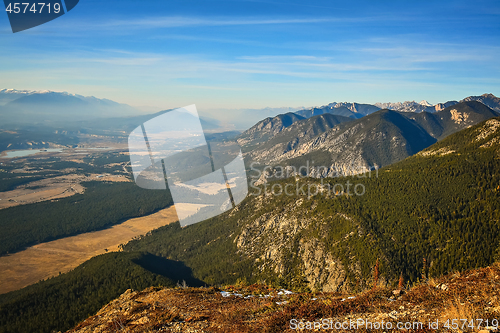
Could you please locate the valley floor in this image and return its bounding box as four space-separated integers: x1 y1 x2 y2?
0 206 178 294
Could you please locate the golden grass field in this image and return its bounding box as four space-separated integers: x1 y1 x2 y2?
0 206 179 294
0 174 131 209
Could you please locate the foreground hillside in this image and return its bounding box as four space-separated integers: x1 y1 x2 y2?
67 262 500 333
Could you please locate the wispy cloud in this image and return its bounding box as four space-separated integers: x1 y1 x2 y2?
57 15 399 33
0 45 488 97
3 34 498 84
100 16 359 29
1 16 498 108
148 34 272 47
103 16 334 28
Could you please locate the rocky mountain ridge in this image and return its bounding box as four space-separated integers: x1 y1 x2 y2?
238 94 499 153
242 101 498 184
462 93 500 112
292 93 498 121
236 112 305 147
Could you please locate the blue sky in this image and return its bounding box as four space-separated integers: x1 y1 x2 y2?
0 0 499 112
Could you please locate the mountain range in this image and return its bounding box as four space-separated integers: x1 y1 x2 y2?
293 93 499 120
295 102 380 119
0 89 301 131
122 113 500 291
239 96 500 181
2 89 498 133
0 89 141 125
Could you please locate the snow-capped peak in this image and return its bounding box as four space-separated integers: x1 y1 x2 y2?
0 88 33 94
0 88 54 94
419 100 433 107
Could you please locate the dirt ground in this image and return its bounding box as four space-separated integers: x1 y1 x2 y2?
0 206 179 295
0 174 130 209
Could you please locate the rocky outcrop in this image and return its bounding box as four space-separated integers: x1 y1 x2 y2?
298 238 349 292
234 195 367 292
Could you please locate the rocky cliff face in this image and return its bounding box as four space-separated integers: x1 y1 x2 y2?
245 110 436 182
433 100 459 111
234 196 351 292
230 190 380 293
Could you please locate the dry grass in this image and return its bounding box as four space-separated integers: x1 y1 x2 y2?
0 206 178 294
0 175 86 209
440 295 481 325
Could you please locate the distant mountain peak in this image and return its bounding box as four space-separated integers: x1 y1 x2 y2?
482 93 498 98
461 93 500 112
0 88 82 98
374 100 429 113
0 89 141 124
295 102 380 119
419 100 433 107
0 88 36 94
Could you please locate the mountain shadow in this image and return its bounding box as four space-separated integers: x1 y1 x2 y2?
133 253 206 287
